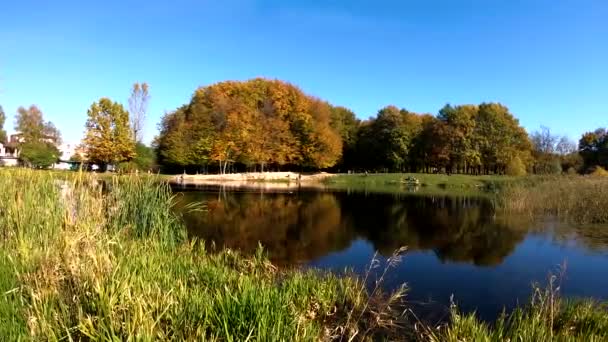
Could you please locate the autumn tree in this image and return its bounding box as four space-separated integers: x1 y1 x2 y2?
0 105 6 143
156 78 344 173
129 82 150 143
330 106 360 169
83 98 135 171
473 103 531 174
350 102 531 174
579 128 608 172
14 105 62 168
438 104 478 173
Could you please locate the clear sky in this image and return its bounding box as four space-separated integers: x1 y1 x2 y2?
1 0 606 145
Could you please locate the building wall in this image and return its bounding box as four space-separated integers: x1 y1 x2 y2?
0 158 19 167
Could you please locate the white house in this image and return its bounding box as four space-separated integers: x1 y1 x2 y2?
0 134 84 169
53 143 82 170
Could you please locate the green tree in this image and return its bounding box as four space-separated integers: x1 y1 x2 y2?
0 105 7 143
16 105 61 143
14 105 62 168
83 98 135 171
134 143 155 170
579 128 608 172
19 141 61 169
330 106 360 169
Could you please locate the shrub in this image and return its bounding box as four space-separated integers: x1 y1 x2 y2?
590 166 608 177
506 156 526 176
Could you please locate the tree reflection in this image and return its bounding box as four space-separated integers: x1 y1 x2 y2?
176 190 530 266
177 191 353 264
337 193 527 266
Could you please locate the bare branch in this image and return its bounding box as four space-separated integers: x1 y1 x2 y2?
128 82 150 143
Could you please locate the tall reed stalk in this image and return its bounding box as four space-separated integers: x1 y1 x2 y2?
499 176 608 223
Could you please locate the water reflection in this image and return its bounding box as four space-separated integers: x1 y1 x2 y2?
173 186 608 320
176 188 528 266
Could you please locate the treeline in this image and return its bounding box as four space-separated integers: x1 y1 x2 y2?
156 78 535 175
3 77 605 175
346 104 531 174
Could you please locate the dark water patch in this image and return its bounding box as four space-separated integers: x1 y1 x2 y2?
173 186 608 321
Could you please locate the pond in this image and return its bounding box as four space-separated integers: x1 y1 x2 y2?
173 184 608 321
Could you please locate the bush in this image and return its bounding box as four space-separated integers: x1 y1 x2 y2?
506 156 526 176
590 166 608 177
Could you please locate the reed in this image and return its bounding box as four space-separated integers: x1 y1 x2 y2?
0 169 405 341
499 175 608 223
3 168 608 340
423 270 608 341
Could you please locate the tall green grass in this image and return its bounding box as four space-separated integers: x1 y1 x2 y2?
3 169 608 341
0 169 408 341
423 274 608 341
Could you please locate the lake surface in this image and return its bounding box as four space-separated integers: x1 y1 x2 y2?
173 185 608 321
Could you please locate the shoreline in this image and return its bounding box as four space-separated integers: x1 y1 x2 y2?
168 171 335 185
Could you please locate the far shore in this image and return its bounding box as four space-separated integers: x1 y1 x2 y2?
169 171 336 186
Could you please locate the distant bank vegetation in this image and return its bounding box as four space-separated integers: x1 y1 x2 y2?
2 78 607 175
153 78 605 177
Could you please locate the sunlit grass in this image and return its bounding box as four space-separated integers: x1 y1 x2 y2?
499 175 608 223
423 275 608 341
3 168 608 340
0 168 407 341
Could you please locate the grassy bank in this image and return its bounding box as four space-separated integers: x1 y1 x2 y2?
499 175 608 223
324 173 522 196
427 282 608 341
0 169 408 341
2 169 608 340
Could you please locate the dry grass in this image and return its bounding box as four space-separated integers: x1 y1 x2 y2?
499 176 608 223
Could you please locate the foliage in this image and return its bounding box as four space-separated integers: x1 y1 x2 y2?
350 103 531 174
530 126 578 174
0 105 6 144
579 128 608 172
129 82 150 143
15 105 62 144
134 142 156 170
590 166 608 177
330 106 360 168
83 98 136 170
13 105 62 167
505 156 526 176
18 141 60 168
156 79 344 172
152 79 538 175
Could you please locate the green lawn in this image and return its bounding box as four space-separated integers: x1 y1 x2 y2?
324 173 521 195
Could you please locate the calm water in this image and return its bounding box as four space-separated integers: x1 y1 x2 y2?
173 185 608 321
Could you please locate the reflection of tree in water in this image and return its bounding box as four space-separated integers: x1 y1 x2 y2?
550 223 608 253
336 193 527 266
176 190 529 266
177 191 354 264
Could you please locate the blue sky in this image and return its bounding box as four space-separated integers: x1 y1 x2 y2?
1 0 606 145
